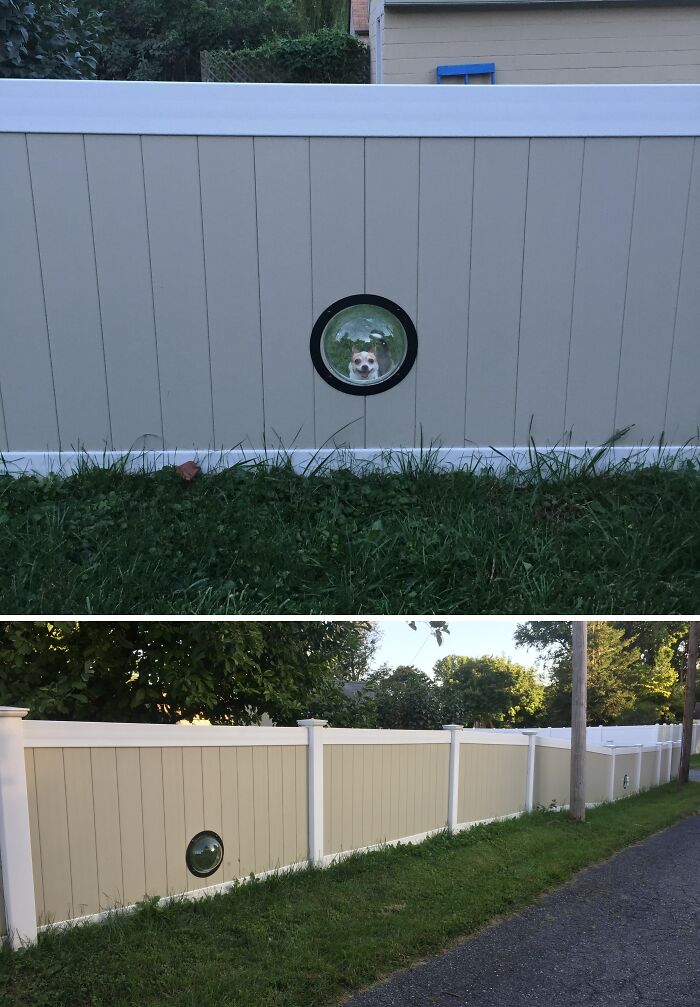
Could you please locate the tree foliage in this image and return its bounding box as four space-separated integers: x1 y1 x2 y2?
0 621 373 724
515 621 691 724
1 0 103 78
78 0 307 81
434 654 545 727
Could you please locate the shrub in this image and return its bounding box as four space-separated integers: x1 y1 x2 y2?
220 27 369 83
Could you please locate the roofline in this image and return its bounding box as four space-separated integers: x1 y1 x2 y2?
384 0 700 8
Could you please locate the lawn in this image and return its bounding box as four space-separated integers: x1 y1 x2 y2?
2 454 700 614
2 782 699 1007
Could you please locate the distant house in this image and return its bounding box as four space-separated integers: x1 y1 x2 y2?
359 0 700 85
350 0 370 38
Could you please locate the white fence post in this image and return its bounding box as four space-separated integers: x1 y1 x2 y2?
0 708 37 949
607 742 616 802
634 744 643 793
666 742 674 783
522 729 538 811
442 725 463 832
297 719 327 866
655 741 663 786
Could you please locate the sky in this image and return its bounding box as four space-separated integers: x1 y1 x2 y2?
371 619 544 678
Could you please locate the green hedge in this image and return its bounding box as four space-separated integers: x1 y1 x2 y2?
214 28 369 83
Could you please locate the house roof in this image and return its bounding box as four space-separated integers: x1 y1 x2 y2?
350 0 369 33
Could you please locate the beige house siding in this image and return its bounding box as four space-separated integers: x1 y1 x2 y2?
380 5 700 83
24 745 307 927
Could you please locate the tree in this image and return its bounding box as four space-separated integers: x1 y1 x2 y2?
515 620 686 725
434 655 544 728
328 621 381 682
368 665 443 730
1 0 103 78
79 0 307 81
0 621 371 725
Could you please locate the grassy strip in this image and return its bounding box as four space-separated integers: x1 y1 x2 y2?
2 457 700 613
2 782 699 1007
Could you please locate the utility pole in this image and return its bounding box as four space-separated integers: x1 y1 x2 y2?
570 620 587 821
678 621 698 787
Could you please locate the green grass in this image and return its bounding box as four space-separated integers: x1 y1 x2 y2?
2 452 700 613
2 783 699 1007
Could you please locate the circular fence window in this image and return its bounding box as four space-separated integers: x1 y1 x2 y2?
310 294 417 395
186 830 224 878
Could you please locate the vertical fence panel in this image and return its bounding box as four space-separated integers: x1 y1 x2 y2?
255 137 315 449
24 751 44 924
281 747 298 867
565 138 638 443
90 748 124 910
615 137 695 440
219 746 240 882
198 137 265 449
267 746 284 869
415 138 474 447
161 747 187 896
33 749 72 925
141 135 214 449
294 746 307 862
0 134 58 451
27 133 111 449
251 747 271 873
310 137 366 449
515 138 584 444
139 748 168 898
84 135 163 450
116 748 146 906
182 747 205 892
665 138 700 441
466 138 529 446
200 747 223 887
365 138 420 447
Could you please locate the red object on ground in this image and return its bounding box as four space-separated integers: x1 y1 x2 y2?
175 460 201 481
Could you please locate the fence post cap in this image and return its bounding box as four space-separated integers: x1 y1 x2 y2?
606 741 616 747
297 719 328 727
0 707 29 718
521 729 539 736
442 724 463 730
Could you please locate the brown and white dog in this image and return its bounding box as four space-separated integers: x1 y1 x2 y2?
348 345 380 382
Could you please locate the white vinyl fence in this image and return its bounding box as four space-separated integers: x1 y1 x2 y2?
1 709 695 949
1 81 700 473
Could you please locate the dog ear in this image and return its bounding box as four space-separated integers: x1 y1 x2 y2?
351 345 359 354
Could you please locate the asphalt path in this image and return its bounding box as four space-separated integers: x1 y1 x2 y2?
344 809 700 1007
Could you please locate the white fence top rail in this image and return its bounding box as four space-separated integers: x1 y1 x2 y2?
21 721 308 747
1 80 699 138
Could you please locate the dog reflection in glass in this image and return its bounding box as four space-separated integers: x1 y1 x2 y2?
347 332 394 383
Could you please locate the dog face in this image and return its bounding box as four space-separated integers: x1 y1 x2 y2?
348 345 380 382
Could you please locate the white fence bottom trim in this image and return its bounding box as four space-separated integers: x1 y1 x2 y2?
3 445 700 479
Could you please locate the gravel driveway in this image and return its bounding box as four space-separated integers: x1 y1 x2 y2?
344 810 700 1007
